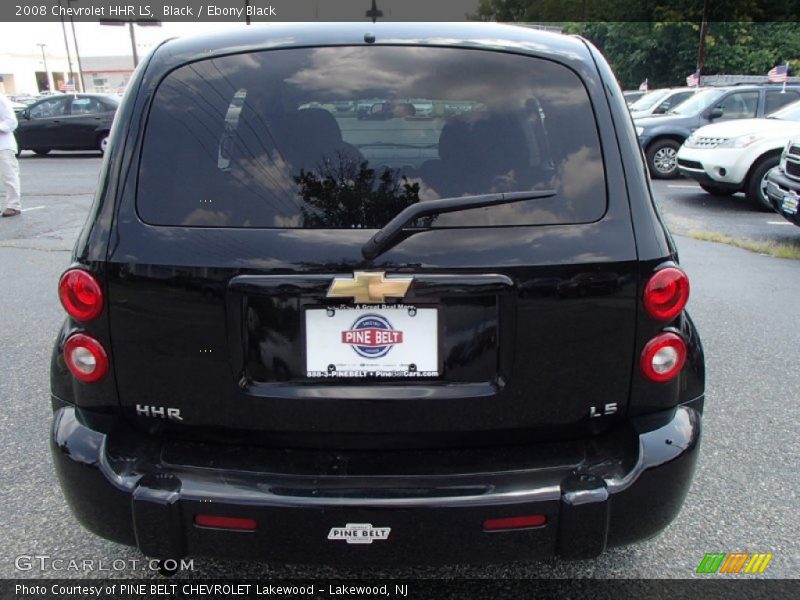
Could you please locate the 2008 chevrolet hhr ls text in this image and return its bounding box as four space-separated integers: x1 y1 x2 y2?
50 23 704 565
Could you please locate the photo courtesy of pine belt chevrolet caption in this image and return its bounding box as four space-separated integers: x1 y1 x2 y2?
49 22 704 565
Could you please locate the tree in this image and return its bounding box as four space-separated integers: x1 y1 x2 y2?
471 2 800 88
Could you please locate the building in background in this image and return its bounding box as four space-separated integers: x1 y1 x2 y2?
80 56 134 93
0 50 77 95
0 53 134 96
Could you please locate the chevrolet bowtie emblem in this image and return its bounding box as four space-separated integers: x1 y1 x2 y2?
327 272 413 304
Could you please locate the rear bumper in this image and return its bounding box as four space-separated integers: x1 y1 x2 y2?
51 402 701 564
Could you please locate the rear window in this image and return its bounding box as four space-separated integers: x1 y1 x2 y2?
138 46 606 228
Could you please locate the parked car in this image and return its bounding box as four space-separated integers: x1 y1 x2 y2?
50 23 703 566
765 138 800 226
628 87 696 119
622 90 646 105
677 99 800 209
14 93 119 156
626 88 671 114
361 100 417 120
635 85 800 178
409 98 434 117
356 97 386 118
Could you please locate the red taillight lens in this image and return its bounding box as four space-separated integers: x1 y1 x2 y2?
640 333 687 383
59 269 104 322
483 515 547 531
195 515 257 531
64 334 109 383
643 267 689 321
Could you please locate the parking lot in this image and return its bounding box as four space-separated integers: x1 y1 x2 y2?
0 154 798 579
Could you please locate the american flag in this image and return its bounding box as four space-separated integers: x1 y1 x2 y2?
639 79 648 92
59 81 75 92
768 64 789 83
686 70 700 88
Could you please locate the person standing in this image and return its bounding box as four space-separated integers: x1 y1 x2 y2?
0 91 22 217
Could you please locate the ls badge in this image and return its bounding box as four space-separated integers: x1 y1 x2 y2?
327 523 391 544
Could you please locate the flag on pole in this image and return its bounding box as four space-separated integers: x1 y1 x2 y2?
59 80 76 92
768 64 789 83
639 79 648 92
686 70 700 88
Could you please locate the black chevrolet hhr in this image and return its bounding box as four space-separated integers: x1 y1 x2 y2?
50 23 704 564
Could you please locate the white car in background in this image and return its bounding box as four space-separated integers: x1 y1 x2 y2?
629 87 696 119
676 99 800 209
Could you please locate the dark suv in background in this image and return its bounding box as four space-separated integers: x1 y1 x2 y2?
766 138 800 226
635 85 800 178
50 23 704 565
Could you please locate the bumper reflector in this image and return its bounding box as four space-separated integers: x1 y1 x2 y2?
195 514 257 531
483 514 547 531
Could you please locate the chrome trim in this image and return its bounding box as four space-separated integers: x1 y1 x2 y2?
563 487 609 506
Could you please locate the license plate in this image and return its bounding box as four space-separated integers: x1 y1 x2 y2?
306 305 438 378
783 191 799 215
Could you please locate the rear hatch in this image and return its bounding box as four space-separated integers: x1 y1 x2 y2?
106 44 638 447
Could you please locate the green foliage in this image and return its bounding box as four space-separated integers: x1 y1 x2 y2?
471 1 800 89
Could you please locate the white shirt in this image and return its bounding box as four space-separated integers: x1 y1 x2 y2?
0 93 19 153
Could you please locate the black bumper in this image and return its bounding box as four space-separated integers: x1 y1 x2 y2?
51 403 701 564
765 168 800 226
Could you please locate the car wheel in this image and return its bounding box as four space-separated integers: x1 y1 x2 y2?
646 139 681 179
98 134 109 155
745 155 779 211
33 148 51 156
699 183 735 196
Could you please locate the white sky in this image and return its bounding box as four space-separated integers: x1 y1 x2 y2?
0 22 241 58
0 1 481 58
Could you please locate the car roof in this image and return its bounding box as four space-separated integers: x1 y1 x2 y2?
149 22 593 73
33 93 118 101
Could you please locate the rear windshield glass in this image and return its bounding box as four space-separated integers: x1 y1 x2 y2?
138 46 606 228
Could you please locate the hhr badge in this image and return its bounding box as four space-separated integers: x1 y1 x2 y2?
327 523 391 544
327 272 413 304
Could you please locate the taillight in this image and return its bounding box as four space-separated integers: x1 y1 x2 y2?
643 267 689 321
59 269 104 322
64 334 109 383
640 333 687 383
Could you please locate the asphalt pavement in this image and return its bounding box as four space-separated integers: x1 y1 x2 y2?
0 156 797 579
651 179 800 246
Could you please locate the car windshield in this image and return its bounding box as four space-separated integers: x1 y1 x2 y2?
629 89 670 111
667 89 725 115
138 46 607 229
767 99 800 120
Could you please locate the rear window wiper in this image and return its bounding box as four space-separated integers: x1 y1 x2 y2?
362 190 556 260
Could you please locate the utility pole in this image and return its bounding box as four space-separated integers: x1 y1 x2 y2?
129 22 139 67
67 0 86 91
57 0 75 92
696 0 711 87
36 43 54 92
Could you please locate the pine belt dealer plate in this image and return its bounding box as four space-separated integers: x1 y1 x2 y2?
306 305 438 378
